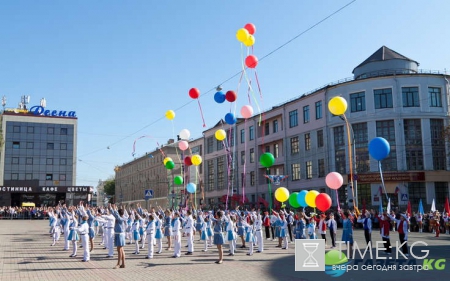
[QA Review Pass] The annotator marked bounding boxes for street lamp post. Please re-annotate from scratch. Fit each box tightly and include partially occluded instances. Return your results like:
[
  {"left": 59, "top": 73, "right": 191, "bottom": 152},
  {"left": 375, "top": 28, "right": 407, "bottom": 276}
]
[{"left": 340, "top": 115, "right": 358, "bottom": 209}]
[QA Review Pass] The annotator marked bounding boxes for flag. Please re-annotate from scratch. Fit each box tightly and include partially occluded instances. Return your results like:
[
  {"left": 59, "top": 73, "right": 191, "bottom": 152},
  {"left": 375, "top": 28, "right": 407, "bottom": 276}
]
[
  {"left": 379, "top": 199, "right": 383, "bottom": 215},
  {"left": 431, "top": 199, "right": 436, "bottom": 212},
  {"left": 407, "top": 201, "right": 411, "bottom": 217},
  {"left": 394, "top": 186, "right": 400, "bottom": 195},
  {"left": 418, "top": 199, "right": 424, "bottom": 214},
  {"left": 445, "top": 197, "right": 450, "bottom": 215},
  {"left": 387, "top": 198, "right": 391, "bottom": 214}
]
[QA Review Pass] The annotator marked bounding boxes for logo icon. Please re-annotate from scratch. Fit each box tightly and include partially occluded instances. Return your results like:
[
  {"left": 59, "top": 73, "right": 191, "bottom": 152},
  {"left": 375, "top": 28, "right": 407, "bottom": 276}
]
[
  {"left": 324, "top": 250, "right": 350, "bottom": 277},
  {"left": 295, "top": 239, "right": 325, "bottom": 271}
]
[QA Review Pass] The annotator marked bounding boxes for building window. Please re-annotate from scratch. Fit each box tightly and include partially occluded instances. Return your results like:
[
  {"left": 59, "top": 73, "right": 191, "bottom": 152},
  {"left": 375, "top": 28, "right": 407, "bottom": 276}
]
[
  {"left": 350, "top": 91, "right": 366, "bottom": 112},
  {"left": 430, "top": 119, "right": 446, "bottom": 170},
  {"left": 435, "top": 182, "right": 449, "bottom": 205},
  {"left": 374, "top": 88, "right": 393, "bottom": 109},
  {"left": 265, "top": 146, "right": 270, "bottom": 153},
  {"left": 273, "top": 144, "right": 279, "bottom": 158},
  {"left": 207, "top": 137, "right": 214, "bottom": 153},
  {"left": 264, "top": 122, "right": 270, "bottom": 136},
  {"left": 12, "top": 157, "right": 19, "bottom": 164},
  {"left": 227, "top": 129, "right": 235, "bottom": 147},
  {"left": 25, "top": 173, "right": 32, "bottom": 180},
  {"left": 249, "top": 126, "right": 254, "bottom": 141},
  {"left": 241, "top": 151, "right": 245, "bottom": 165},
  {"left": 60, "top": 158, "right": 67, "bottom": 165},
  {"left": 408, "top": 182, "right": 426, "bottom": 205},
  {"left": 60, "top": 174, "right": 66, "bottom": 181},
  {"left": 46, "top": 158, "right": 53, "bottom": 165},
  {"left": 318, "top": 159, "right": 325, "bottom": 177},
  {"left": 306, "top": 161, "right": 312, "bottom": 179},
  {"left": 217, "top": 156, "right": 225, "bottom": 190},
  {"left": 48, "top": 127, "right": 54, "bottom": 134},
  {"left": 27, "top": 126, "right": 34, "bottom": 133},
  {"left": 61, "top": 128, "right": 68, "bottom": 135},
  {"left": 13, "top": 141, "right": 20, "bottom": 149},
  {"left": 26, "top": 157, "right": 33, "bottom": 165},
  {"left": 317, "top": 130, "right": 324, "bottom": 148},
  {"left": 13, "top": 126, "right": 20, "bottom": 133},
  {"left": 333, "top": 126, "right": 345, "bottom": 147},
  {"left": 289, "top": 110, "right": 298, "bottom": 128},
  {"left": 303, "top": 105, "right": 310, "bottom": 123},
  {"left": 46, "top": 174, "right": 53, "bottom": 180},
  {"left": 315, "top": 101, "right": 322, "bottom": 119},
  {"left": 290, "top": 136, "right": 299, "bottom": 154},
  {"left": 240, "top": 129, "right": 245, "bottom": 143},
  {"left": 273, "top": 120, "right": 278, "bottom": 133},
  {"left": 429, "top": 87, "right": 442, "bottom": 107},
  {"left": 47, "top": 143, "right": 54, "bottom": 150},
  {"left": 404, "top": 119, "right": 423, "bottom": 170},
  {"left": 26, "top": 142, "right": 34, "bottom": 149},
  {"left": 402, "top": 87, "right": 420, "bottom": 107},
  {"left": 353, "top": 122, "right": 370, "bottom": 173},
  {"left": 250, "top": 171, "right": 255, "bottom": 186},
  {"left": 291, "top": 163, "right": 300, "bottom": 180},
  {"left": 357, "top": 184, "right": 371, "bottom": 207},
  {"left": 335, "top": 149, "right": 346, "bottom": 175},
  {"left": 207, "top": 160, "right": 215, "bottom": 191},
  {"left": 11, "top": 173, "right": 19, "bottom": 180},
  {"left": 60, "top": 143, "right": 67, "bottom": 150},
  {"left": 216, "top": 139, "right": 223, "bottom": 151},
  {"left": 304, "top": 133, "right": 311, "bottom": 151},
  {"left": 249, "top": 148, "right": 255, "bottom": 163}
]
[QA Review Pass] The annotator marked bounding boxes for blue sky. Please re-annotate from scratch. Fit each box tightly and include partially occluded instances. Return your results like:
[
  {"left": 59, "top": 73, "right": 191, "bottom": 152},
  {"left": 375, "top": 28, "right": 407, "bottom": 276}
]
[{"left": 1, "top": 1, "right": 449, "bottom": 188}]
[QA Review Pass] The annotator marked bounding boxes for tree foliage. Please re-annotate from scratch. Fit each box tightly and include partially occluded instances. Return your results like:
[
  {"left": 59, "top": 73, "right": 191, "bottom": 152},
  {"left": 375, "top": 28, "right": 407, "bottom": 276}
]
[{"left": 103, "top": 180, "right": 115, "bottom": 196}]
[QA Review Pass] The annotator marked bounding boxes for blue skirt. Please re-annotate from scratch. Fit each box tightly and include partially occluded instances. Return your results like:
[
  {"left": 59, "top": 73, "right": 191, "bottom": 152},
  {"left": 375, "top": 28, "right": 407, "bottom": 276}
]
[
  {"left": 275, "top": 227, "right": 281, "bottom": 238},
  {"left": 139, "top": 228, "right": 144, "bottom": 236},
  {"left": 237, "top": 226, "right": 245, "bottom": 236},
  {"left": 68, "top": 229, "right": 79, "bottom": 241},
  {"left": 227, "top": 230, "right": 235, "bottom": 241},
  {"left": 341, "top": 231, "right": 353, "bottom": 244},
  {"left": 164, "top": 226, "right": 172, "bottom": 237},
  {"left": 206, "top": 228, "right": 213, "bottom": 237},
  {"left": 201, "top": 231, "right": 208, "bottom": 240},
  {"left": 89, "top": 228, "right": 95, "bottom": 239},
  {"left": 245, "top": 232, "right": 253, "bottom": 243},
  {"left": 213, "top": 233, "right": 224, "bottom": 245},
  {"left": 155, "top": 229, "right": 163, "bottom": 239},
  {"left": 133, "top": 230, "right": 140, "bottom": 241},
  {"left": 295, "top": 230, "right": 305, "bottom": 239},
  {"left": 280, "top": 229, "right": 287, "bottom": 238},
  {"left": 94, "top": 221, "right": 99, "bottom": 227},
  {"left": 195, "top": 223, "right": 202, "bottom": 232},
  {"left": 115, "top": 233, "right": 125, "bottom": 247}
]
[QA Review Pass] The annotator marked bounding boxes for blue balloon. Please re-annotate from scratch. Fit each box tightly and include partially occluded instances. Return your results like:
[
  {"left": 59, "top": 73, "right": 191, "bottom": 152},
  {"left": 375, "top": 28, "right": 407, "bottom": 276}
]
[
  {"left": 297, "top": 190, "right": 308, "bottom": 207},
  {"left": 369, "top": 137, "right": 390, "bottom": 161},
  {"left": 225, "top": 112, "right": 237, "bottom": 125},
  {"left": 214, "top": 91, "right": 226, "bottom": 103},
  {"left": 186, "top": 183, "right": 197, "bottom": 194}
]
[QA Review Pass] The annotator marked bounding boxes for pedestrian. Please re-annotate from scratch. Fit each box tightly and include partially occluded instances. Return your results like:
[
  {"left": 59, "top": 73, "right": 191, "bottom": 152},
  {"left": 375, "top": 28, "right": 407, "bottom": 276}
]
[
  {"left": 110, "top": 204, "right": 128, "bottom": 269},
  {"left": 340, "top": 210, "right": 354, "bottom": 258},
  {"left": 357, "top": 210, "right": 372, "bottom": 246},
  {"left": 393, "top": 213, "right": 409, "bottom": 256},
  {"left": 379, "top": 212, "right": 392, "bottom": 255},
  {"left": 263, "top": 211, "right": 271, "bottom": 240},
  {"left": 317, "top": 214, "right": 327, "bottom": 245},
  {"left": 210, "top": 210, "right": 225, "bottom": 264},
  {"left": 287, "top": 211, "right": 294, "bottom": 242},
  {"left": 327, "top": 213, "right": 337, "bottom": 248}
]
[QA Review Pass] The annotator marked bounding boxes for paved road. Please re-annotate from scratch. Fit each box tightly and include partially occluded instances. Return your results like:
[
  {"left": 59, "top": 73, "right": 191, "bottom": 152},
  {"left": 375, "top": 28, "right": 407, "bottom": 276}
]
[{"left": 0, "top": 220, "right": 449, "bottom": 281}]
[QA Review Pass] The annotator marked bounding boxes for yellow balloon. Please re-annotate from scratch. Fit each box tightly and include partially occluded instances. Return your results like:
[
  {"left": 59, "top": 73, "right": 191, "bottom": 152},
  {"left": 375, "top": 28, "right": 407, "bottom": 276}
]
[
  {"left": 328, "top": 97, "right": 348, "bottom": 116},
  {"left": 165, "top": 110, "right": 175, "bottom": 120},
  {"left": 215, "top": 129, "right": 226, "bottom": 141},
  {"left": 163, "top": 157, "right": 173, "bottom": 165},
  {"left": 191, "top": 154, "right": 202, "bottom": 166},
  {"left": 236, "top": 28, "right": 249, "bottom": 43},
  {"left": 275, "top": 187, "right": 290, "bottom": 203},
  {"left": 305, "top": 190, "right": 320, "bottom": 208},
  {"left": 243, "top": 35, "right": 255, "bottom": 47}
]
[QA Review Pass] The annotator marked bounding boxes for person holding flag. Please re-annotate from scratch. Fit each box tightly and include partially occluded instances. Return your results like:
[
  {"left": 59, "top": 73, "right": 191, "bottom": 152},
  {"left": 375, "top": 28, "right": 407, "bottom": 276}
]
[{"left": 357, "top": 210, "right": 372, "bottom": 246}]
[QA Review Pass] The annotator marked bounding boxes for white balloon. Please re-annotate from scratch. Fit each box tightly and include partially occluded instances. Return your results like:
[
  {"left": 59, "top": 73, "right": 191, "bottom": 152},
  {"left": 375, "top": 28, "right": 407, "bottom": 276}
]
[{"left": 179, "top": 129, "right": 191, "bottom": 140}]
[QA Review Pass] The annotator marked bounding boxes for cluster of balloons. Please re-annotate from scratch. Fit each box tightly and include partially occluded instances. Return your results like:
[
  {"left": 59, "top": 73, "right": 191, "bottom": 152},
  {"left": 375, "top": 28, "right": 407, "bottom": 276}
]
[
  {"left": 183, "top": 154, "right": 202, "bottom": 167},
  {"left": 236, "top": 23, "right": 256, "bottom": 47},
  {"left": 163, "top": 157, "right": 175, "bottom": 170},
  {"left": 275, "top": 187, "right": 332, "bottom": 212}
]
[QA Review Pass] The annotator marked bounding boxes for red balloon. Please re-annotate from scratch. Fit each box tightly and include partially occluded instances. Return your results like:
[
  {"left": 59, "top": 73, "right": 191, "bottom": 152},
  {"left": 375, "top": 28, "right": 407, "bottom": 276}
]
[
  {"left": 184, "top": 156, "right": 192, "bottom": 166},
  {"left": 189, "top": 88, "right": 200, "bottom": 99},
  {"left": 225, "top": 90, "right": 237, "bottom": 102},
  {"left": 244, "top": 23, "right": 256, "bottom": 35},
  {"left": 315, "top": 193, "right": 332, "bottom": 212},
  {"left": 245, "top": 55, "right": 258, "bottom": 68}
]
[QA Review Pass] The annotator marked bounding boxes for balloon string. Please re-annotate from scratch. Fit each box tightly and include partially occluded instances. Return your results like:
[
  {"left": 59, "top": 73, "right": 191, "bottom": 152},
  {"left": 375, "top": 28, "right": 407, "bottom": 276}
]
[
  {"left": 343, "top": 114, "right": 356, "bottom": 207},
  {"left": 267, "top": 169, "right": 272, "bottom": 213},
  {"left": 378, "top": 161, "right": 389, "bottom": 201},
  {"left": 224, "top": 139, "right": 232, "bottom": 211},
  {"left": 240, "top": 43, "right": 261, "bottom": 116},
  {"left": 197, "top": 99, "right": 206, "bottom": 128},
  {"left": 254, "top": 70, "right": 264, "bottom": 126},
  {"left": 335, "top": 189, "right": 341, "bottom": 212},
  {"left": 242, "top": 119, "right": 247, "bottom": 205}
]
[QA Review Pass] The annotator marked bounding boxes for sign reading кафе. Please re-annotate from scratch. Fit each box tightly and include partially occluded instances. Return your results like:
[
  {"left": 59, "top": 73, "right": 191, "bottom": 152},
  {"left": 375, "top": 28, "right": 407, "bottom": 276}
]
[
  {"left": 349, "top": 172, "right": 425, "bottom": 183},
  {"left": 0, "top": 186, "right": 93, "bottom": 193}
]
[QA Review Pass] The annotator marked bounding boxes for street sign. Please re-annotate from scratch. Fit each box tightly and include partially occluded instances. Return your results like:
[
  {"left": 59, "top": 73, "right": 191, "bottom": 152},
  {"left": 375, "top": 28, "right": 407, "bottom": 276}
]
[
  {"left": 144, "top": 189, "right": 154, "bottom": 200},
  {"left": 401, "top": 193, "right": 408, "bottom": 201}
]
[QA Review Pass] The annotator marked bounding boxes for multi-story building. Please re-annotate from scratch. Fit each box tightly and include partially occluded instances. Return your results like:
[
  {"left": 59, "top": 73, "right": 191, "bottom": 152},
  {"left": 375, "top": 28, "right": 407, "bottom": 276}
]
[
  {"left": 202, "top": 46, "right": 450, "bottom": 211},
  {"left": 114, "top": 137, "right": 204, "bottom": 210},
  {"left": 0, "top": 99, "right": 93, "bottom": 207}
]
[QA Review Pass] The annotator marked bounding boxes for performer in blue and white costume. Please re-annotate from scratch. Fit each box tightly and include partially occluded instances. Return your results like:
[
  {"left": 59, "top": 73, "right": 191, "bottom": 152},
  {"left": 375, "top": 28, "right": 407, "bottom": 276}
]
[
  {"left": 68, "top": 209, "right": 79, "bottom": 257},
  {"left": 278, "top": 210, "right": 289, "bottom": 249},
  {"left": 195, "top": 210, "right": 203, "bottom": 241},
  {"left": 253, "top": 210, "right": 264, "bottom": 253},
  {"left": 295, "top": 212, "right": 306, "bottom": 239},
  {"left": 131, "top": 212, "right": 141, "bottom": 255},
  {"left": 210, "top": 210, "right": 225, "bottom": 264},
  {"left": 163, "top": 209, "right": 173, "bottom": 250},
  {"left": 224, "top": 211, "right": 237, "bottom": 256},
  {"left": 49, "top": 208, "right": 62, "bottom": 246},
  {"left": 200, "top": 213, "right": 210, "bottom": 252},
  {"left": 184, "top": 209, "right": 195, "bottom": 255},
  {"left": 76, "top": 215, "right": 90, "bottom": 262},
  {"left": 236, "top": 212, "right": 246, "bottom": 248},
  {"left": 242, "top": 215, "right": 254, "bottom": 255},
  {"left": 154, "top": 210, "right": 164, "bottom": 254},
  {"left": 172, "top": 211, "right": 182, "bottom": 258}
]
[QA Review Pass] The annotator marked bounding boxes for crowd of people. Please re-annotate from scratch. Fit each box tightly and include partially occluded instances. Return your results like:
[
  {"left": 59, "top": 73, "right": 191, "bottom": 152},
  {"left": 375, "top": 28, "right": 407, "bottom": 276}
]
[
  {"left": 40, "top": 202, "right": 449, "bottom": 269},
  {"left": 0, "top": 206, "right": 49, "bottom": 219}
]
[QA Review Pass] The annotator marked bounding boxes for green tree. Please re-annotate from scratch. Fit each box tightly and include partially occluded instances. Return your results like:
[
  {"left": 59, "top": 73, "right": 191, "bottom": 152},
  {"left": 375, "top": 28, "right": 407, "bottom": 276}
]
[{"left": 103, "top": 179, "right": 115, "bottom": 196}]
